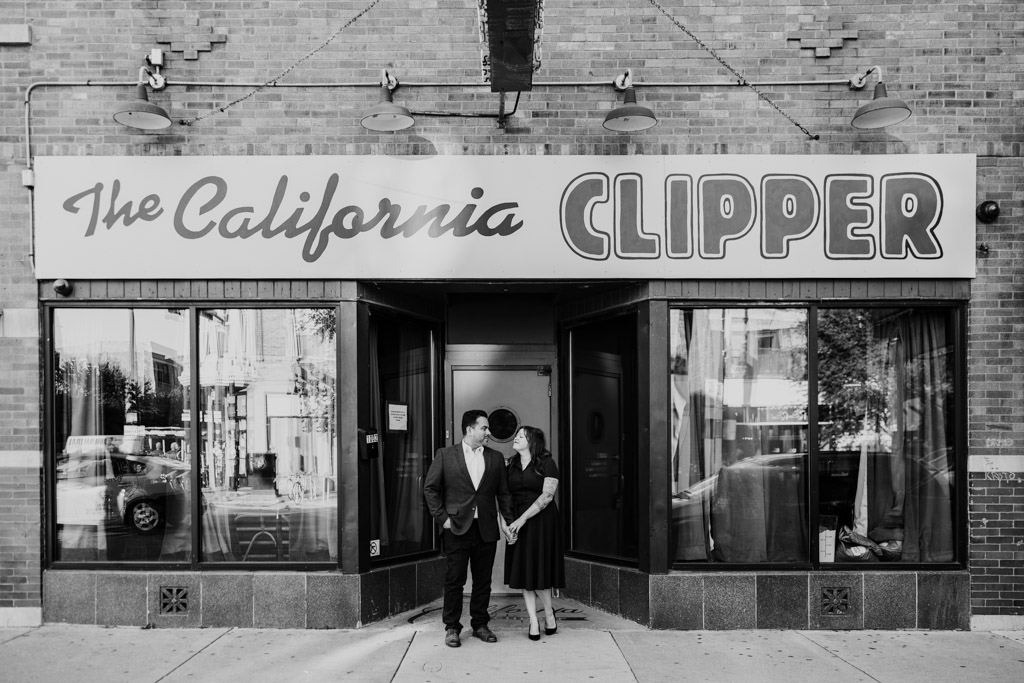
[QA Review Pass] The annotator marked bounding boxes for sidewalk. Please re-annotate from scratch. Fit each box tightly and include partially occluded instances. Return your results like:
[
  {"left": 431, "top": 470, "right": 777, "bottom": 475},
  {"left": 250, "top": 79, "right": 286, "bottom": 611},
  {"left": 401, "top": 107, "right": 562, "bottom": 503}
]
[{"left": 2, "top": 595, "right": 1022, "bottom": 682}]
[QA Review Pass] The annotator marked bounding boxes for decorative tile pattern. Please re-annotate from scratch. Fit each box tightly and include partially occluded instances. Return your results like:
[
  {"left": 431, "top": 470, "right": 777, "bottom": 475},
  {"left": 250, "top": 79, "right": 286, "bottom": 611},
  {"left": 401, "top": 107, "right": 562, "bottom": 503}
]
[
  {"left": 160, "top": 586, "right": 189, "bottom": 615},
  {"left": 787, "top": 23, "right": 858, "bottom": 58},
  {"left": 154, "top": 12, "right": 228, "bottom": 61},
  {"left": 821, "top": 586, "right": 851, "bottom": 615}
]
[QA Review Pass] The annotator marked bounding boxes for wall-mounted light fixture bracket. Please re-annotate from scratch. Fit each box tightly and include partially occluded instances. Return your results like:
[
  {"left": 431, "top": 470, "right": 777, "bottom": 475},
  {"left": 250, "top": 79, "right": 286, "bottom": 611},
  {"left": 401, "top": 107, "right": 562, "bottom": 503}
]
[{"left": 145, "top": 49, "right": 168, "bottom": 91}]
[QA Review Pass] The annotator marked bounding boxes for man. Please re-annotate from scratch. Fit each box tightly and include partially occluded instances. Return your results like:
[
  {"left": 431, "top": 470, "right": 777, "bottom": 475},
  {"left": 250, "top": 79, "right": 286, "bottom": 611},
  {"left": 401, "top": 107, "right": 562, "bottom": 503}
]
[{"left": 423, "top": 409, "right": 514, "bottom": 648}]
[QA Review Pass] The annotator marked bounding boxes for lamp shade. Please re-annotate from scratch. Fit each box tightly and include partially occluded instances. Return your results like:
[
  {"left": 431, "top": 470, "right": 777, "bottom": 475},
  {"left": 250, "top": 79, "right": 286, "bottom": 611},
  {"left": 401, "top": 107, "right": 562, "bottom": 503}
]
[
  {"left": 112, "top": 84, "right": 173, "bottom": 130},
  {"left": 603, "top": 86, "right": 658, "bottom": 132},
  {"left": 360, "top": 86, "right": 415, "bottom": 132},
  {"left": 851, "top": 82, "right": 911, "bottom": 129}
]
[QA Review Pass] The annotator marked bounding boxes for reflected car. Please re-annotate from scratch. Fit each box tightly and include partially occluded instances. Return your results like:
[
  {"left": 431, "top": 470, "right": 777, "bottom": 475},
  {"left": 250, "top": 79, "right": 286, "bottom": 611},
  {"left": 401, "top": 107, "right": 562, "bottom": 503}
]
[
  {"left": 57, "top": 449, "right": 190, "bottom": 534},
  {"left": 673, "top": 452, "right": 805, "bottom": 503}
]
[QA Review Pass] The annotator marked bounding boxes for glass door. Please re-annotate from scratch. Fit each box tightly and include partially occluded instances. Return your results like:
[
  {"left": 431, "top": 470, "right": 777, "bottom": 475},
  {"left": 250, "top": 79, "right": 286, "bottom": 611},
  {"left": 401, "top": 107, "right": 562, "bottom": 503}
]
[
  {"left": 368, "top": 313, "right": 438, "bottom": 562},
  {"left": 568, "top": 314, "right": 639, "bottom": 562}
]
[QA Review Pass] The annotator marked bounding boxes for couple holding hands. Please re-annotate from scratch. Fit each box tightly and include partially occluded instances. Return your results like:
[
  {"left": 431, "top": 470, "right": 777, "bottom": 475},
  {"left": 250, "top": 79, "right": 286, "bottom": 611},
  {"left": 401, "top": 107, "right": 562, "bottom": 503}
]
[{"left": 423, "top": 409, "right": 565, "bottom": 647}]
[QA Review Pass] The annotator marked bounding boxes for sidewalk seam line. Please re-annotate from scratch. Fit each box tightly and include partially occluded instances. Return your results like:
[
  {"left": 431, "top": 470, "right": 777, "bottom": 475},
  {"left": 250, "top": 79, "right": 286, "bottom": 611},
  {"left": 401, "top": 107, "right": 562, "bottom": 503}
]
[
  {"left": 795, "top": 631, "right": 883, "bottom": 682},
  {"left": 608, "top": 630, "right": 641, "bottom": 683},
  {"left": 0, "top": 626, "right": 42, "bottom": 647},
  {"left": 390, "top": 629, "right": 418, "bottom": 682},
  {"left": 152, "top": 627, "right": 236, "bottom": 682}
]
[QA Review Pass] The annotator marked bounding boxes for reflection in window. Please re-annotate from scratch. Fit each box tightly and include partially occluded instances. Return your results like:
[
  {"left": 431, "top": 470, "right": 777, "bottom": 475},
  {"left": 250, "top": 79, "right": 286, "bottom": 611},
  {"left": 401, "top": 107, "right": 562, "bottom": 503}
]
[
  {"left": 670, "top": 309, "right": 809, "bottom": 563},
  {"left": 53, "top": 309, "right": 189, "bottom": 561},
  {"left": 198, "top": 309, "right": 337, "bottom": 562},
  {"left": 818, "top": 309, "right": 955, "bottom": 563},
  {"left": 369, "top": 316, "right": 435, "bottom": 561}
]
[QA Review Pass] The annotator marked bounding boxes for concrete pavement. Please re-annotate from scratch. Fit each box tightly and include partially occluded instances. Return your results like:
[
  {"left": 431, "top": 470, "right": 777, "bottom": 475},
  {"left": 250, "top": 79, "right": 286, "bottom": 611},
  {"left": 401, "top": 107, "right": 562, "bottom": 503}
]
[{"left": 1, "top": 595, "right": 1022, "bottom": 682}]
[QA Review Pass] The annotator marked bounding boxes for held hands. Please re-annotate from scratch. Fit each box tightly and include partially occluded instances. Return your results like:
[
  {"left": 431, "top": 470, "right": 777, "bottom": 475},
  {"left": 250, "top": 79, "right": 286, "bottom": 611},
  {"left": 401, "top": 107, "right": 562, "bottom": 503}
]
[
  {"left": 507, "top": 518, "right": 526, "bottom": 537},
  {"left": 501, "top": 518, "right": 518, "bottom": 545}
]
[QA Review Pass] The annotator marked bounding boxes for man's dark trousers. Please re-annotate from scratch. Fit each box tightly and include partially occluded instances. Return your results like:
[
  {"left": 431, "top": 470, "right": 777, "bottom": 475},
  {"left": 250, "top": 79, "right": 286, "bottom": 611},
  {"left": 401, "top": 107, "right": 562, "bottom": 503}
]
[{"left": 442, "top": 520, "right": 495, "bottom": 631}]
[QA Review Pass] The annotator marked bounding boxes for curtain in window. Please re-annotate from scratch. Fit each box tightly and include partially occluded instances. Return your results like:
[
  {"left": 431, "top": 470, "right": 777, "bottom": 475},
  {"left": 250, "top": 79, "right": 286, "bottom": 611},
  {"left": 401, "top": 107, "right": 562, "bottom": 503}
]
[
  {"left": 368, "top": 321, "right": 389, "bottom": 550},
  {"left": 861, "top": 311, "right": 954, "bottom": 562},
  {"left": 369, "top": 317, "right": 433, "bottom": 559},
  {"left": 387, "top": 330, "right": 428, "bottom": 546}
]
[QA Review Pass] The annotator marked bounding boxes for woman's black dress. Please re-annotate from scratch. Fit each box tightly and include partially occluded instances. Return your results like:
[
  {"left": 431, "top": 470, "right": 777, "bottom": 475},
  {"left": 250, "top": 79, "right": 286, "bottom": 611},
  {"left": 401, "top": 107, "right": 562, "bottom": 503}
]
[{"left": 504, "top": 456, "right": 565, "bottom": 590}]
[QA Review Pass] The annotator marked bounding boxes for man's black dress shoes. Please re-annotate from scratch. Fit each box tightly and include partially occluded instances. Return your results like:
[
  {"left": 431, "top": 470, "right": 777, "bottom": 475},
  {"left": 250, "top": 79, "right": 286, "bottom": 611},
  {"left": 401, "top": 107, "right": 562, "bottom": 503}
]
[
  {"left": 445, "top": 627, "right": 461, "bottom": 648},
  {"left": 472, "top": 625, "right": 498, "bottom": 643}
]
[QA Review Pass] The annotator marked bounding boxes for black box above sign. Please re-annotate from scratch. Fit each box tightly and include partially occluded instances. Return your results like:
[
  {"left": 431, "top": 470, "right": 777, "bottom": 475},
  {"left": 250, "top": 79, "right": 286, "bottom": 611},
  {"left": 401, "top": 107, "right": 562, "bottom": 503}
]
[{"left": 485, "top": 0, "right": 539, "bottom": 92}]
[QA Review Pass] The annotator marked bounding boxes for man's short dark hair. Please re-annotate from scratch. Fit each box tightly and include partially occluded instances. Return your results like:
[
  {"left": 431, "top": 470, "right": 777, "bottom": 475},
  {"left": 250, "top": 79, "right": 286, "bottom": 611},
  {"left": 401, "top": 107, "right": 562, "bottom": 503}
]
[{"left": 462, "top": 409, "right": 488, "bottom": 435}]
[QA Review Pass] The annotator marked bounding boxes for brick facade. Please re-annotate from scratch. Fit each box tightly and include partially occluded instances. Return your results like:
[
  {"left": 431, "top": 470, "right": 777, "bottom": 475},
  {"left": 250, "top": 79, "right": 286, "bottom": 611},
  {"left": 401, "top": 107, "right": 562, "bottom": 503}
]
[
  {"left": 969, "top": 474, "right": 1024, "bottom": 616},
  {"left": 2, "top": 1, "right": 1023, "bottom": 627}
]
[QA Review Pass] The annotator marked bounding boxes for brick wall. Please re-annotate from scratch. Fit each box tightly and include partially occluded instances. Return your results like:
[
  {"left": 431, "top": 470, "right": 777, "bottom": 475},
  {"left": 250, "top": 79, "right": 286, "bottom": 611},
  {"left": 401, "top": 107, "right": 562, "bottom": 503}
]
[
  {"left": 0, "top": 465, "right": 41, "bottom": 611},
  {"left": 969, "top": 474, "right": 1024, "bottom": 615},
  {"left": 2, "top": 0, "right": 1023, "bottom": 622}
]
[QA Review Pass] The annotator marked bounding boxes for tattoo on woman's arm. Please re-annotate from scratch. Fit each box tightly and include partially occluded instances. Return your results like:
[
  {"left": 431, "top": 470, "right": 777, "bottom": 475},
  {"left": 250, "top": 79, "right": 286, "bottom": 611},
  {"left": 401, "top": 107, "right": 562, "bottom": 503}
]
[{"left": 535, "top": 477, "right": 559, "bottom": 510}]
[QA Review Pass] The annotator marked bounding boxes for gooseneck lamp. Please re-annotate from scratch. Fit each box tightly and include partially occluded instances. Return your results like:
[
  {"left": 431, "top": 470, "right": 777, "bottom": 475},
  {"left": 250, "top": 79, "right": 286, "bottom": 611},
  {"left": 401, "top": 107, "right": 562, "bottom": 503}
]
[
  {"left": 603, "top": 69, "right": 658, "bottom": 133},
  {"left": 360, "top": 69, "right": 415, "bottom": 132},
  {"left": 850, "top": 66, "right": 912, "bottom": 130},
  {"left": 112, "top": 51, "right": 172, "bottom": 130}
]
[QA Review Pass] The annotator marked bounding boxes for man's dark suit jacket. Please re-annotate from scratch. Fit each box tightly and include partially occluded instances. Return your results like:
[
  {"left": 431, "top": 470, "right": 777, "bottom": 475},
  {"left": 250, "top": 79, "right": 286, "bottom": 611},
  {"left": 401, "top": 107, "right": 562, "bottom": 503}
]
[{"left": 423, "top": 443, "right": 514, "bottom": 543}]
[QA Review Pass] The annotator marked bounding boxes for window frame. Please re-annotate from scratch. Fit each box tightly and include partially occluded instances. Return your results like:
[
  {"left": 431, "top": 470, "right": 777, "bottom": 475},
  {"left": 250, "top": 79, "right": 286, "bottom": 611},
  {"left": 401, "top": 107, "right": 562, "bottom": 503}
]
[
  {"left": 666, "top": 301, "right": 968, "bottom": 571},
  {"left": 44, "top": 302, "right": 344, "bottom": 571}
]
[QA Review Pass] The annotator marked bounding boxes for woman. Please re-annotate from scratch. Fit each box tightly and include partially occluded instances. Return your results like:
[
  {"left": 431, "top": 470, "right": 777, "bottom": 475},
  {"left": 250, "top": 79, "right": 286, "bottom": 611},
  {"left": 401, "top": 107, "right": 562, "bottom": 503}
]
[{"left": 504, "top": 426, "right": 565, "bottom": 640}]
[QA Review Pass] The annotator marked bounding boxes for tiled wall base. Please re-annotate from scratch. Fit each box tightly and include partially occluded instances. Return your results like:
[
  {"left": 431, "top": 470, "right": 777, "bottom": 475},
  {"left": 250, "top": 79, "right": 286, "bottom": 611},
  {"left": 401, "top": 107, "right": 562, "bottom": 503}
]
[
  {"left": 563, "top": 557, "right": 971, "bottom": 631},
  {"left": 42, "top": 558, "right": 444, "bottom": 628}
]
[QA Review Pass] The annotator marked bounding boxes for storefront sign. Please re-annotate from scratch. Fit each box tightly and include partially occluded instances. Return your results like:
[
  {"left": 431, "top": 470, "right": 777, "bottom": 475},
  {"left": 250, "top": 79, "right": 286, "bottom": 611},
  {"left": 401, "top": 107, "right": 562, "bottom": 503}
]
[{"left": 34, "top": 155, "right": 976, "bottom": 279}]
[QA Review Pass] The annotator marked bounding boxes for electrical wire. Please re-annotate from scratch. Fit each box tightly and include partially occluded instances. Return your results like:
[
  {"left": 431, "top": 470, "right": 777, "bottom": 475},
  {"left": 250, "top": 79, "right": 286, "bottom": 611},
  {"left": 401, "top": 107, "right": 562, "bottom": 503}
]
[
  {"left": 180, "top": 0, "right": 384, "bottom": 126},
  {"left": 645, "top": 0, "right": 820, "bottom": 140}
]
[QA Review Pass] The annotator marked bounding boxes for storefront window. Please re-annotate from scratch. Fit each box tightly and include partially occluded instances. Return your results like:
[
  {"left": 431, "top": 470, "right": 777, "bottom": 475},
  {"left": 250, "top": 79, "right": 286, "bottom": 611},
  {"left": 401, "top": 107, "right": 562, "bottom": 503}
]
[
  {"left": 670, "top": 306, "right": 958, "bottom": 566},
  {"left": 817, "top": 308, "right": 956, "bottom": 563},
  {"left": 368, "top": 315, "right": 436, "bottom": 561},
  {"left": 198, "top": 309, "right": 337, "bottom": 562},
  {"left": 670, "top": 309, "right": 809, "bottom": 563},
  {"left": 54, "top": 309, "right": 189, "bottom": 561}
]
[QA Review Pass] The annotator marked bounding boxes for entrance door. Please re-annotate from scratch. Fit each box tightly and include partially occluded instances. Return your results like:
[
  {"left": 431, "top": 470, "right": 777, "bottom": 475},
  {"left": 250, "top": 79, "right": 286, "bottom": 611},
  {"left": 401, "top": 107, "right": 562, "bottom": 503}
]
[
  {"left": 569, "top": 314, "right": 639, "bottom": 562},
  {"left": 452, "top": 366, "right": 552, "bottom": 595}
]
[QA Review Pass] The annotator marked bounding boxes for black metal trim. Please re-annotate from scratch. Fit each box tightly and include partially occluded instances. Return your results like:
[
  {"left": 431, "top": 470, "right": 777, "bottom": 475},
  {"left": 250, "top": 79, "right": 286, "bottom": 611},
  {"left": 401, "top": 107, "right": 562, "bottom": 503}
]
[
  {"left": 807, "top": 305, "right": 820, "bottom": 566},
  {"left": 41, "top": 306, "right": 55, "bottom": 568},
  {"left": 189, "top": 306, "right": 200, "bottom": 567}
]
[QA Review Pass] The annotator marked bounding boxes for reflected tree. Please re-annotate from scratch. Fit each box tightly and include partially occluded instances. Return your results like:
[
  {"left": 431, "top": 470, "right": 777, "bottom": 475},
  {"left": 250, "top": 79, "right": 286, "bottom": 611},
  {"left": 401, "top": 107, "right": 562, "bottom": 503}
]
[{"left": 817, "top": 310, "right": 891, "bottom": 448}]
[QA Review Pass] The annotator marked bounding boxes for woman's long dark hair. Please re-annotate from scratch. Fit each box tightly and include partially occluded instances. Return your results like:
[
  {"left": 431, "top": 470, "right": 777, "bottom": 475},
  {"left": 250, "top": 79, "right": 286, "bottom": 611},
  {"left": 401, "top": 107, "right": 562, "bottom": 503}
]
[{"left": 510, "top": 425, "right": 551, "bottom": 476}]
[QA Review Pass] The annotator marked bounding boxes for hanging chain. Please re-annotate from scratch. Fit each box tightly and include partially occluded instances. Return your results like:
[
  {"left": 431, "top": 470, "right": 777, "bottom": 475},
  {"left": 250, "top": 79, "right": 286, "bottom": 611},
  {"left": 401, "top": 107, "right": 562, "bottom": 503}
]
[
  {"left": 645, "top": 0, "right": 819, "bottom": 140},
  {"left": 179, "top": 0, "right": 383, "bottom": 126}
]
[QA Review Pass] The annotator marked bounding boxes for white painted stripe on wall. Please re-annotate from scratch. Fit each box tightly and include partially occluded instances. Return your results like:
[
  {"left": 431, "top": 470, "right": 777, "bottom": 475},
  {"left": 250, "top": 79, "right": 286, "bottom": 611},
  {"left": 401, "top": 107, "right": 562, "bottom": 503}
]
[
  {"left": 0, "top": 607, "right": 42, "bottom": 627},
  {"left": 971, "top": 615, "right": 1024, "bottom": 631},
  {"left": 968, "top": 455, "right": 1024, "bottom": 473},
  {"left": 0, "top": 308, "right": 39, "bottom": 338},
  {"left": 0, "top": 451, "right": 42, "bottom": 468}
]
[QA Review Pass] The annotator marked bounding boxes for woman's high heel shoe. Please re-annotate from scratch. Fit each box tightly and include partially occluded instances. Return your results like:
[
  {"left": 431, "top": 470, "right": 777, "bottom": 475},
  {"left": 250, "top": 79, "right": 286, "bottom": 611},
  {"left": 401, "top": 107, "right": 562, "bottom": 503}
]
[
  {"left": 544, "top": 614, "right": 557, "bottom": 636},
  {"left": 528, "top": 623, "right": 540, "bottom": 641}
]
